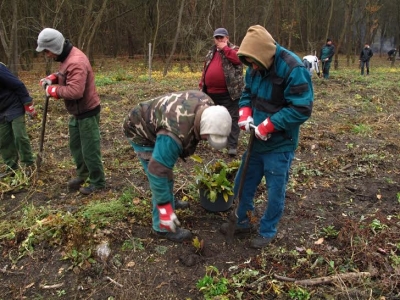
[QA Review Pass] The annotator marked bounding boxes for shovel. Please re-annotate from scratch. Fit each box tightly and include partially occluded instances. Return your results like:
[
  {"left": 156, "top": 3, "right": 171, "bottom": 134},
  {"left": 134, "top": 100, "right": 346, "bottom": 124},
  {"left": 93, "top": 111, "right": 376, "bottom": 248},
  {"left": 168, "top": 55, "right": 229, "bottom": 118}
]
[
  {"left": 36, "top": 95, "right": 50, "bottom": 170},
  {"left": 225, "top": 123, "right": 256, "bottom": 244}
]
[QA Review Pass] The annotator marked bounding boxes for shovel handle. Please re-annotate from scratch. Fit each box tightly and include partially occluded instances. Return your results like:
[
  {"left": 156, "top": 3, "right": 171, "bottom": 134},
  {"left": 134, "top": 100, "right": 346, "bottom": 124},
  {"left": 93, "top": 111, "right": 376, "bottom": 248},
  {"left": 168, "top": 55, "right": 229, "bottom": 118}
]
[{"left": 39, "top": 95, "right": 50, "bottom": 153}]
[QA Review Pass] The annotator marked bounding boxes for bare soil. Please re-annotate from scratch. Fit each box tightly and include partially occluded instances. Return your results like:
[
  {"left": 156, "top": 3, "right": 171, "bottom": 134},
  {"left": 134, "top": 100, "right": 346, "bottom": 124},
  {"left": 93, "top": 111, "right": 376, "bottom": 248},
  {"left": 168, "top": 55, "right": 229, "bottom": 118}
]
[{"left": 1, "top": 59, "right": 399, "bottom": 299}]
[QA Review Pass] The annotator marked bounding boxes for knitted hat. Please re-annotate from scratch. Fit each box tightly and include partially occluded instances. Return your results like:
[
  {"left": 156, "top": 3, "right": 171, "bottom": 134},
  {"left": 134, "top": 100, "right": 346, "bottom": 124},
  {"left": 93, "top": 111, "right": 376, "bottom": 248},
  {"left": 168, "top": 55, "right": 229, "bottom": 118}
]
[
  {"left": 200, "top": 106, "right": 232, "bottom": 150},
  {"left": 213, "top": 28, "right": 229, "bottom": 37},
  {"left": 36, "top": 28, "right": 65, "bottom": 55}
]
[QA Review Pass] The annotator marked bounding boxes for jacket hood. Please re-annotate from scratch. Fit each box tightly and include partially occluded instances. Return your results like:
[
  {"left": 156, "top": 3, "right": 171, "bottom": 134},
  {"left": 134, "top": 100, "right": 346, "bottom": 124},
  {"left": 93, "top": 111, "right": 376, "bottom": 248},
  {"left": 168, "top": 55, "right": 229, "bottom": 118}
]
[{"left": 237, "top": 25, "right": 276, "bottom": 69}]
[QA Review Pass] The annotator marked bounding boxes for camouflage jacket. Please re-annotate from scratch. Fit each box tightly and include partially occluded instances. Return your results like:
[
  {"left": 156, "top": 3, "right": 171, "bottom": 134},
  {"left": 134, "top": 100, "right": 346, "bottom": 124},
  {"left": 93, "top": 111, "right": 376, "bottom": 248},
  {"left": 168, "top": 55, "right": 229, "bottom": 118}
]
[
  {"left": 200, "top": 42, "right": 244, "bottom": 100},
  {"left": 123, "top": 90, "right": 214, "bottom": 158}
]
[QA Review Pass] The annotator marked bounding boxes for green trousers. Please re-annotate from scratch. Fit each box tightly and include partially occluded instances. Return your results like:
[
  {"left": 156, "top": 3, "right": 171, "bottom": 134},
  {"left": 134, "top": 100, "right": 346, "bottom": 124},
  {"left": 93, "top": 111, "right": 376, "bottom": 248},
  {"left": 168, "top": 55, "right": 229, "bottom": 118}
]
[
  {"left": 68, "top": 113, "right": 105, "bottom": 188},
  {"left": 0, "top": 115, "right": 34, "bottom": 170}
]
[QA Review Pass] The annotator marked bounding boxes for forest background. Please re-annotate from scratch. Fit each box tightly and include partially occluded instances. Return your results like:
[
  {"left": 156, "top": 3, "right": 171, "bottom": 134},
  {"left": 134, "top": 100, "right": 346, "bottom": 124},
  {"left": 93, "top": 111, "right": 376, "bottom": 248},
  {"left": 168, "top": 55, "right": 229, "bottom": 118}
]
[{"left": 1, "top": 0, "right": 400, "bottom": 75}]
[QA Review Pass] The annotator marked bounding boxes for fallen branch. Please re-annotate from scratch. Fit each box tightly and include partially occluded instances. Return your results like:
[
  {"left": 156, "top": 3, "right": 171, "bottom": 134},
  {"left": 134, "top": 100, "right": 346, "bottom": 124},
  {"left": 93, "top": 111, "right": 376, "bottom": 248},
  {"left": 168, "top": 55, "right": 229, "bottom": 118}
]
[
  {"left": 274, "top": 272, "right": 370, "bottom": 286},
  {"left": 40, "top": 283, "right": 64, "bottom": 289},
  {"left": 106, "top": 276, "right": 123, "bottom": 288}
]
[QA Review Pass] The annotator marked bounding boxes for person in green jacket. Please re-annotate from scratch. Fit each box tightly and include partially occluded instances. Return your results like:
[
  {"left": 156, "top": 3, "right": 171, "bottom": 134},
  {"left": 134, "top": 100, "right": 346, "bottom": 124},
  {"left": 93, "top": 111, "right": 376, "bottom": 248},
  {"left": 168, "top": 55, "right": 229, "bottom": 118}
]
[
  {"left": 319, "top": 38, "right": 335, "bottom": 79},
  {"left": 219, "top": 25, "right": 314, "bottom": 249},
  {"left": 123, "top": 90, "right": 232, "bottom": 243}
]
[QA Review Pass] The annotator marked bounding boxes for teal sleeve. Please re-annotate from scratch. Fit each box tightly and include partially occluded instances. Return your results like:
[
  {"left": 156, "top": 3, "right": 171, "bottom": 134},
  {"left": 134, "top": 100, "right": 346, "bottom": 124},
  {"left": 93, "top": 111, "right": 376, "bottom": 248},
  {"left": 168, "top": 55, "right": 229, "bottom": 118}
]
[{"left": 148, "top": 134, "right": 182, "bottom": 204}]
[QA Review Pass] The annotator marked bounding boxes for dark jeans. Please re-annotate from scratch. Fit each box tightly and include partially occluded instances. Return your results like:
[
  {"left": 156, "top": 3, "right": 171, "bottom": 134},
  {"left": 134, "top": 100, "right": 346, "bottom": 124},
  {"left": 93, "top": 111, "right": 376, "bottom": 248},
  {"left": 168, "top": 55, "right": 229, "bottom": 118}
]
[
  {"left": 360, "top": 60, "right": 370, "bottom": 75},
  {"left": 68, "top": 113, "right": 105, "bottom": 188},
  {"left": 206, "top": 92, "right": 240, "bottom": 149},
  {"left": 0, "top": 115, "right": 34, "bottom": 170}
]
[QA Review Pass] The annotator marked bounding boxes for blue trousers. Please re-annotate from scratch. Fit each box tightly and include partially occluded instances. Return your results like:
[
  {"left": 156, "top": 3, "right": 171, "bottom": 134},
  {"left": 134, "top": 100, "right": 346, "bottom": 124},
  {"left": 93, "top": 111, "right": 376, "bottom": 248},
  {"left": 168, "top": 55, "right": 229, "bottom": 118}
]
[{"left": 234, "top": 150, "right": 294, "bottom": 238}]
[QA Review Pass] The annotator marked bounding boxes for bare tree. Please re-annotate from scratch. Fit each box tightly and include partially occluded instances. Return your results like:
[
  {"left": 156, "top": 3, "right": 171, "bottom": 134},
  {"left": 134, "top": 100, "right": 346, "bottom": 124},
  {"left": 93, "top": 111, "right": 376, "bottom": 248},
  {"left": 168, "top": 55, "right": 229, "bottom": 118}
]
[{"left": 163, "top": 0, "right": 185, "bottom": 77}]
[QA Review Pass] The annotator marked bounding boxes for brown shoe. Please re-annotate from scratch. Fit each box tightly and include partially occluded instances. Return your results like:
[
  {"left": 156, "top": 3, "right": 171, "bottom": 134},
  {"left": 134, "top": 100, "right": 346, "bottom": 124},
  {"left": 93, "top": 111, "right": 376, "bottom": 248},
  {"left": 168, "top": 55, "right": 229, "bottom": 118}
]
[{"left": 67, "top": 178, "right": 85, "bottom": 191}]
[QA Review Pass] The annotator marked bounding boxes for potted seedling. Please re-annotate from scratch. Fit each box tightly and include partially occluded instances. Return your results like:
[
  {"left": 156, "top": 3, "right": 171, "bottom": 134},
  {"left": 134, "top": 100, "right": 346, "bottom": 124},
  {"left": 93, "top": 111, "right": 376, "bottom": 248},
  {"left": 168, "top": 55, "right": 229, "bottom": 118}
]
[{"left": 191, "top": 155, "right": 240, "bottom": 212}]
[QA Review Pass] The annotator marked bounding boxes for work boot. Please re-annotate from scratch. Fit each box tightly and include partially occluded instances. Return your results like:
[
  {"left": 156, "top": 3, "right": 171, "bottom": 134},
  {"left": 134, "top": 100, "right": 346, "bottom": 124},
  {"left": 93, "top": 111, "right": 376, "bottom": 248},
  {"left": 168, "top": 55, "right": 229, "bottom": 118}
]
[
  {"left": 155, "top": 227, "right": 192, "bottom": 243},
  {"left": 228, "top": 148, "right": 237, "bottom": 157},
  {"left": 175, "top": 199, "right": 190, "bottom": 210},
  {"left": 67, "top": 178, "right": 85, "bottom": 191},
  {"left": 250, "top": 235, "right": 273, "bottom": 249},
  {"left": 79, "top": 184, "right": 104, "bottom": 195},
  {"left": 220, "top": 222, "right": 255, "bottom": 235}
]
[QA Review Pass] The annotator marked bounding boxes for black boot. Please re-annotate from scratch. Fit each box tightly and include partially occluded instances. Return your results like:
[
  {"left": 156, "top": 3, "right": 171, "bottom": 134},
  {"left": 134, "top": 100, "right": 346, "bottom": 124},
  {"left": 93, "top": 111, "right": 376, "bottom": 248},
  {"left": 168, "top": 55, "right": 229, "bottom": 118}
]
[
  {"left": 175, "top": 199, "right": 190, "bottom": 210},
  {"left": 67, "top": 178, "right": 85, "bottom": 191},
  {"left": 155, "top": 227, "right": 192, "bottom": 243}
]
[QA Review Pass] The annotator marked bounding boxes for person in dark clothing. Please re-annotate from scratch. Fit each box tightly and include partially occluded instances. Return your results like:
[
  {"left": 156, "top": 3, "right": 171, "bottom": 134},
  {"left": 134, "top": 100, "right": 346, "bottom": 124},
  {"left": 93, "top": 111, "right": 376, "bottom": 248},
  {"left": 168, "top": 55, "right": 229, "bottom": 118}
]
[
  {"left": 387, "top": 48, "right": 397, "bottom": 61},
  {"left": 359, "top": 43, "right": 373, "bottom": 75},
  {"left": 0, "top": 62, "right": 37, "bottom": 178},
  {"left": 319, "top": 38, "right": 335, "bottom": 79},
  {"left": 199, "top": 28, "right": 244, "bottom": 157}
]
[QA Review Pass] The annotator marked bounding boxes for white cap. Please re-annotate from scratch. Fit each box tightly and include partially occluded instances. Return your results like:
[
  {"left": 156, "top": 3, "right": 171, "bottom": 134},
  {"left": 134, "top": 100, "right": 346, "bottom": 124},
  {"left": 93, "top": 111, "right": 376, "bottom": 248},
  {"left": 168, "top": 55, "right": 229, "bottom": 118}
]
[
  {"left": 200, "top": 106, "right": 232, "bottom": 150},
  {"left": 36, "top": 28, "right": 65, "bottom": 55}
]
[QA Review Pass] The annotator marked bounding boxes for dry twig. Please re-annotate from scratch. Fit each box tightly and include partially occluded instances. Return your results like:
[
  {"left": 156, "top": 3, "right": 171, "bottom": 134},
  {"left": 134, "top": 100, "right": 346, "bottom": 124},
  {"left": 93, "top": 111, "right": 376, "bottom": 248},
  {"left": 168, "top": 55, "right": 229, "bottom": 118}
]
[{"left": 274, "top": 272, "right": 370, "bottom": 286}]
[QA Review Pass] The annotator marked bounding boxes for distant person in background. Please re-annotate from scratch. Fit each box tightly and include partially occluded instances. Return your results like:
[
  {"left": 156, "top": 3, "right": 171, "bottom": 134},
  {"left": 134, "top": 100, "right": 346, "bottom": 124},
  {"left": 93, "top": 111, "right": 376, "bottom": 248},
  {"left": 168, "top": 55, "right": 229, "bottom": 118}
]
[
  {"left": 302, "top": 54, "right": 320, "bottom": 77},
  {"left": 359, "top": 43, "right": 373, "bottom": 75},
  {"left": 319, "top": 38, "right": 335, "bottom": 79},
  {"left": 199, "top": 28, "right": 244, "bottom": 157},
  {"left": 387, "top": 48, "right": 397, "bottom": 61},
  {"left": 0, "top": 62, "right": 37, "bottom": 178}
]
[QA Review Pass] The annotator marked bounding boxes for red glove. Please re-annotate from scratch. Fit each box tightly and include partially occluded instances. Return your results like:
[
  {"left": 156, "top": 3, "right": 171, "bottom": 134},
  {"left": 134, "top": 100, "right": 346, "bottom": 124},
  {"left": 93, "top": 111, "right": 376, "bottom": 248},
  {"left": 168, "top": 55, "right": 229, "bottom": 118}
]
[
  {"left": 238, "top": 107, "right": 253, "bottom": 132},
  {"left": 255, "top": 118, "right": 275, "bottom": 141},
  {"left": 157, "top": 203, "right": 180, "bottom": 232},
  {"left": 24, "top": 104, "right": 37, "bottom": 119},
  {"left": 39, "top": 73, "right": 58, "bottom": 89},
  {"left": 45, "top": 85, "right": 59, "bottom": 99}
]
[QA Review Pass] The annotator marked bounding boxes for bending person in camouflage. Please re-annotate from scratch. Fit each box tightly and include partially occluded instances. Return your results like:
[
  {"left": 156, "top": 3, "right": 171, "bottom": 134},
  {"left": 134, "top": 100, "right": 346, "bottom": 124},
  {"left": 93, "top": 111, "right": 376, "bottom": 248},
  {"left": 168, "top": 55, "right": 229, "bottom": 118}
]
[{"left": 123, "top": 90, "right": 232, "bottom": 243}]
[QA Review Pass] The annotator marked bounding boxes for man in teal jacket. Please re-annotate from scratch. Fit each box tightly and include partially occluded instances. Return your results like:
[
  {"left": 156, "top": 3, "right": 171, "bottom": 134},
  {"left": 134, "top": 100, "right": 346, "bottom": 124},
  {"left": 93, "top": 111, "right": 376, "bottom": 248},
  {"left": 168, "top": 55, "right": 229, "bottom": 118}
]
[
  {"left": 220, "top": 25, "right": 314, "bottom": 249},
  {"left": 123, "top": 90, "right": 231, "bottom": 243},
  {"left": 319, "top": 38, "right": 335, "bottom": 79}
]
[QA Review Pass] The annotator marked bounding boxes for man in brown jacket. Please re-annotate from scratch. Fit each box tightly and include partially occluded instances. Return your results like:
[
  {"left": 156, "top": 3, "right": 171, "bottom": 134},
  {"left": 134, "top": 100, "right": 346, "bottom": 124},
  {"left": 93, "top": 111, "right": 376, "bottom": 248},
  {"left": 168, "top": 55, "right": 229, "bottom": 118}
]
[{"left": 36, "top": 28, "right": 105, "bottom": 195}]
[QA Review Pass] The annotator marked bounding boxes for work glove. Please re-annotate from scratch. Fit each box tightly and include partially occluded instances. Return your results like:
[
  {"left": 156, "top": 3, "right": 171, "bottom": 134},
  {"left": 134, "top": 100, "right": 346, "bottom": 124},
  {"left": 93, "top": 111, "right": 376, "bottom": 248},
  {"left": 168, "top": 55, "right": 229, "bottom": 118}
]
[
  {"left": 238, "top": 107, "right": 253, "bottom": 132},
  {"left": 39, "top": 73, "right": 58, "bottom": 89},
  {"left": 45, "top": 85, "right": 59, "bottom": 99},
  {"left": 157, "top": 202, "right": 180, "bottom": 232},
  {"left": 24, "top": 103, "right": 37, "bottom": 119},
  {"left": 255, "top": 118, "right": 275, "bottom": 141}
]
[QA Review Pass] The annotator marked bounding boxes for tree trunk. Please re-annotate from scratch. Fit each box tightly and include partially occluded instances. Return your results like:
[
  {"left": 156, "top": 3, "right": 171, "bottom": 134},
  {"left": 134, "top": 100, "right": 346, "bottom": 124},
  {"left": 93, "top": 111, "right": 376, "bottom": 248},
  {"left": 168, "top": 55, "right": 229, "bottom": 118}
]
[{"left": 163, "top": 0, "right": 185, "bottom": 77}]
